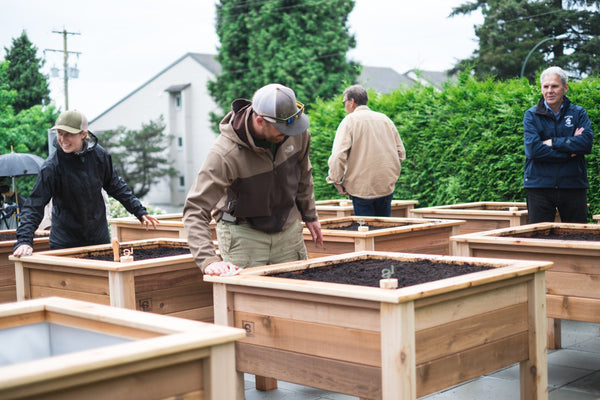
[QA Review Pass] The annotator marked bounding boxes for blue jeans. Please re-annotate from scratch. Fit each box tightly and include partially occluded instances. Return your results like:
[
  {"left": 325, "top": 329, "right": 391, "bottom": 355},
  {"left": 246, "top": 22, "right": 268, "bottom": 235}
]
[
  {"left": 526, "top": 188, "right": 588, "bottom": 223},
  {"left": 351, "top": 193, "right": 394, "bottom": 217}
]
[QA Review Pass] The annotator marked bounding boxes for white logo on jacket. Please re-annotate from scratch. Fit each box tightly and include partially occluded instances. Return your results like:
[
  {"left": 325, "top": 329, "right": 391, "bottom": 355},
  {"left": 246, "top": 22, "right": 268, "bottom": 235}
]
[
  {"left": 284, "top": 145, "right": 295, "bottom": 154},
  {"left": 564, "top": 115, "right": 574, "bottom": 127}
]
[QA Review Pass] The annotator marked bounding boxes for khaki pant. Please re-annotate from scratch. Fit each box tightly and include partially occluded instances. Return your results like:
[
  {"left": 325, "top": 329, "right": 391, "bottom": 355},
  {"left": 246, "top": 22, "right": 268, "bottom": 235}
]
[{"left": 216, "top": 219, "right": 307, "bottom": 268}]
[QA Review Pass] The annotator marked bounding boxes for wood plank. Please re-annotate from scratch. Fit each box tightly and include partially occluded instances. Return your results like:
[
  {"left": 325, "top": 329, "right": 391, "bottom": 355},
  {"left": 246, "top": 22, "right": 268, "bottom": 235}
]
[
  {"left": 30, "top": 285, "right": 111, "bottom": 305},
  {"left": 28, "top": 269, "right": 109, "bottom": 295},
  {"left": 109, "top": 270, "right": 136, "bottom": 309},
  {"left": 380, "top": 301, "right": 416, "bottom": 400},
  {"left": 417, "top": 303, "right": 527, "bottom": 363},
  {"left": 416, "top": 333, "right": 529, "bottom": 397},
  {"left": 236, "top": 343, "right": 381, "bottom": 399},
  {"left": 232, "top": 291, "right": 380, "bottom": 331},
  {"left": 520, "top": 271, "right": 548, "bottom": 400},
  {"left": 416, "top": 281, "right": 528, "bottom": 330},
  {"left": 547, "top": 294, "right": 600, "bottom": 322},
  {"left": 546, "top": 271, "right": 600, "bottom": 298},
  {"left": 134, "top": 286, "right": 213, "bottom": 315},
  {"left": 234, "top": 310, "right": 380, "bottom": 366},
  {"left": 13, "top": 359, "right": 205, "bottom": 400}
]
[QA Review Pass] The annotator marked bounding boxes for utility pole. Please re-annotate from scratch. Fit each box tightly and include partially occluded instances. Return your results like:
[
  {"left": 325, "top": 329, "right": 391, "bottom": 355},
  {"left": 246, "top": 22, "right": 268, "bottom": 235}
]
[{"left": 45, "top": 29, "right": 81, "bottom": 109}]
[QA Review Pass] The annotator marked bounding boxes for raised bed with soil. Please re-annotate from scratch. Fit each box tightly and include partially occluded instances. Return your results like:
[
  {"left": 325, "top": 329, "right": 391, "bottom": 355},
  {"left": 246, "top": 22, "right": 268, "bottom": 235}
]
[
  {"left": 451, "top": 222, "right": 600, "bottom": 349},
  {"left": 411, "top": 201, "right": 533, "bottom": 235},
  {"left": 206, "top": 250, "right": 551, "bottom": 400},
  {"left": 315, "top": 199, "right": 418, "bottom": 219},
  {"left": 0, "top": 229, "right": 50, "bottom": 304},
  {"left": 109, "top": 213, "right": 217, "bottom": 241},
  {"left": 0, "top": 297, "right": 245, "bottom": 400},
  {"left": 304, "top": 216, "right": 465, "bottom": 258},
  {"left": 10, "top": 238, "right": 214, "bottom": 322}
]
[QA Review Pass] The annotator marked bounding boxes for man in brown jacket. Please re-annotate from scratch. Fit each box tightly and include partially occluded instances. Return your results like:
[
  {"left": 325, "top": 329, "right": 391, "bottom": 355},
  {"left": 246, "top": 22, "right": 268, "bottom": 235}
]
[{"left": 183, "top": 84, "right": 322, "bottom": 276}]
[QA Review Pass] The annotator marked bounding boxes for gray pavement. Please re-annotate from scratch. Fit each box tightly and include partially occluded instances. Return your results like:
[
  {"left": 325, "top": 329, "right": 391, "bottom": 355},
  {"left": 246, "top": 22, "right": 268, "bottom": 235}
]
[{"left": 243, "top": 320, "right": 600, "bottom": 400}]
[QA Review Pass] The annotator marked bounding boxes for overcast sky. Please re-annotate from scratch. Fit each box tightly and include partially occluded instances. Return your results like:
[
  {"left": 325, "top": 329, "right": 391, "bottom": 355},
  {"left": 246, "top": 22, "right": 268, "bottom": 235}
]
[{"left": 1, "top": 0, "right": 482, "bottom": 120}]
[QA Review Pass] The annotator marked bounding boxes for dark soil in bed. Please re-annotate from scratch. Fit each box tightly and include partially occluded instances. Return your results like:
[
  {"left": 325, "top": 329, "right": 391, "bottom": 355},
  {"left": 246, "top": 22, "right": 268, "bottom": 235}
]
[
  {"left": 328, "top": 223, "right": 398, "bottom": 231},
  {"left": 515, "top": 231, "right": 600, "bottom": 241},
  {"left": 271, "top": 258, "right": 493, "bottom": 288},
  {"left": 84, "top": 247, "right": 190, "bottom": 261},
  {"left": 0, "top": 232, "right": 49, "bottom": 241}
]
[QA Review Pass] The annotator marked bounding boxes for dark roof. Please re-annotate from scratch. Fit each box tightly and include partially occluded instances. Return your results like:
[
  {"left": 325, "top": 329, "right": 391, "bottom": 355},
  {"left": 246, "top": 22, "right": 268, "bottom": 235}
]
[{"left": 358, "top": 66, "right": 415, "bottom": 93}]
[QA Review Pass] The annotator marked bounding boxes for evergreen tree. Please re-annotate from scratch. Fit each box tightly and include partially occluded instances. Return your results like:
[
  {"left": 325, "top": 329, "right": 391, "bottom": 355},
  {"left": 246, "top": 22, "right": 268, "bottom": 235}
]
[
  {"left": 100, "top": 117, "right": 178, "bottom": 199},
  {"left": 450, "top": 0, "right": 600, "bottom": 82},
  {"left": 208, "top": 0, "right": 359, "bottom": 127},
  {"left": 3, "top": 31, "right": 51, "bottom": 113}
]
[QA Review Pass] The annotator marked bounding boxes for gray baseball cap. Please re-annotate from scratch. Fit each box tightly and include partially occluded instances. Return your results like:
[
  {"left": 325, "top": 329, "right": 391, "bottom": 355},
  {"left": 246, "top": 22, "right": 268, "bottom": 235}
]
[{"left": 252, "top": 84, "right": 309, "bottom": 136}]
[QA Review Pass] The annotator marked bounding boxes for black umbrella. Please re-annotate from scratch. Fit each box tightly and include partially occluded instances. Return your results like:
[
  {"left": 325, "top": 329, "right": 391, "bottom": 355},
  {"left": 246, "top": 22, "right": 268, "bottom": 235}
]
[
  {"left": 0, "top": 150, "right": 45, "bottom": 226},
  {"left": 0, "top": 152, "right": 45, "bottom": 177}
]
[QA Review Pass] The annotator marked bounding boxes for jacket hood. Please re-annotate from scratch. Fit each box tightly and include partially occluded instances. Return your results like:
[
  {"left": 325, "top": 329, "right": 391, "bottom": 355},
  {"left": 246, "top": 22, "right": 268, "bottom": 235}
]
[{"left": 53, "top": 131, "right": 99, "bottom": 158}]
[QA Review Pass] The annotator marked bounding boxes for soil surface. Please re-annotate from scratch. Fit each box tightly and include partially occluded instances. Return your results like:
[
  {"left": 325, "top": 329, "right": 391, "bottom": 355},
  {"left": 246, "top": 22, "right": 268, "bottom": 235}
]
[
  {"left": 515, "top": 231, "right": 600, "bottom": 241},
  {"left": 328, "top": 223, "right": 396, "bottom": 231},
  {"left": 0, "top": 232, "right": 49, "bottom": 241},
  {"left": 271, "top": 258, "right": 493, "bottom": 288},
  {"left": 84, "top": 247, "right": 190, "bottom": 261}
]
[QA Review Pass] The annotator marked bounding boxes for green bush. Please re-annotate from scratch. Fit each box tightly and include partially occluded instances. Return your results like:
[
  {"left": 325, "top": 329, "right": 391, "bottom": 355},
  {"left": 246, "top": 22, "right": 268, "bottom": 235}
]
[{"left": 309, "top": 73, "right": 600, "bottom": 219}]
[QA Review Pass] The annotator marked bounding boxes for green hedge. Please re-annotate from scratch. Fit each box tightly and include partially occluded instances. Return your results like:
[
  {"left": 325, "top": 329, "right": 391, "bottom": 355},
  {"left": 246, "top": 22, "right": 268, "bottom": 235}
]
[{"left": 308, "top": 73, "right": 600, "bottom": 219}]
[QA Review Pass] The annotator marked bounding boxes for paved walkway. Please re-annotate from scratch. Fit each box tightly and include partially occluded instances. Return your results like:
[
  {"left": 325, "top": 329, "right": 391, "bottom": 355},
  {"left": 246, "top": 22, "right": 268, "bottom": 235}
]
[{"left": 243, "top": 320, "right": 600, "bottom": 400}]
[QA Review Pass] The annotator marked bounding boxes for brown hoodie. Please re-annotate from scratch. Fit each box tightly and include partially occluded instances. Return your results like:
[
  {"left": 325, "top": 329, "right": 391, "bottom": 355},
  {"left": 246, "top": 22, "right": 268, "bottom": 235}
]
[{"left": 183, "top": 99, "right": 318, "bottom": 271}]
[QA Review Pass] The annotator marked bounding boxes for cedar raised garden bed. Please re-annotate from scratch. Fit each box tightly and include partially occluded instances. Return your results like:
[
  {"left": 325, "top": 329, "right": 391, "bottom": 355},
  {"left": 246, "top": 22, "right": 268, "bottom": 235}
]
[
  {"left": 451, "top": 222, "right": 600, "bottom": 349},
  {"left": 0, "top": 229, "right": 50, "bottom": 304},
  {"left": 304, "top": 216, "right": 464, "bottom": 258},
  {"left": 315, "top": 199, "right": 418, "bottom": 219},
  {"left": 411, "top": 201, "right": 531, "bottom": 235},
  {"left": 206, "top": 251, "right": 551, "bottom": 400},
  {"left": 0, "top": 297, "right": 245, "bottom": 400},
  {"left": 10, "top": 238, "right": 214, "bottom": 322},
  {"left": 109, "top": 213, "right": 217, "bottom": 241}
]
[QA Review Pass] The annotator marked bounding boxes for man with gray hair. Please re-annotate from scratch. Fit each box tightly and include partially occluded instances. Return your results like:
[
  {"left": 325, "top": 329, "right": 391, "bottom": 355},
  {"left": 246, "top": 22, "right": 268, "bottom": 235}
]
[
  {"left": 326, "top": 84, "right": 406, "bottom": 216},
  {"left": 523, "top": 66, "right": 593, "bottom": 223}
]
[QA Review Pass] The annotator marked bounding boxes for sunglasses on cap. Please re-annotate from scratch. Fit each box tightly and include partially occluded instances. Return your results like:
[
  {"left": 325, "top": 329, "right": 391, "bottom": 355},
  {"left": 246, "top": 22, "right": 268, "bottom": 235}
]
[{"left": 260, "top": 101, "right": 305, "bottom": 126}]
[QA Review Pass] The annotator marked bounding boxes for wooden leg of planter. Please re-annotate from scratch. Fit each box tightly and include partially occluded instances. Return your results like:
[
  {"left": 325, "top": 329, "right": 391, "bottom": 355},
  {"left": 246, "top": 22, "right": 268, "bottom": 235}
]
[
  {"left": 206, "top": 342, "right": 244, "bottom": 400},
  {"left": 520, "top": 271, "right": 548, "bottom": 400},
  {"left": 108, "top": 270, "right": 136, "bottom": 309},
  {"left": 355, "top": 237, "right": 375, "bottom": 252},
  {"left": 212, "top": 283, "right": 278, "bottom": 392},
  {"left": 255, "top": 376, "right": 278, "bottom": 391},
  {"left": 14, "top": 261, "right": 30, "bottom": 301},
  {"left": 380, "top": 301, "right": 416, "bottom": 400},
  {"left": 547, "top": 318, "right": 561, "bottom": 350}
]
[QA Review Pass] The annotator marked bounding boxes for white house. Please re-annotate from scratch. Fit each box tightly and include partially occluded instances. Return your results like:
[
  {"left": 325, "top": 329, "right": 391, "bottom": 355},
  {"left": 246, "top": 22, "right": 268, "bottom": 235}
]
[
  {"left": 89, "top": 53, "right": 221, "bottom": 207},
  {"left": 90, "top": 52, "right": 451, "bottom": 208}
]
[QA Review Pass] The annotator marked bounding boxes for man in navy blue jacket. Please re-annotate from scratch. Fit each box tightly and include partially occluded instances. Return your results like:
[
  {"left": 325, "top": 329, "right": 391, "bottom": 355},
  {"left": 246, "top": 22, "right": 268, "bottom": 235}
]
[{"left": 523, "top": 66, "right": 593, "bottom": 223}]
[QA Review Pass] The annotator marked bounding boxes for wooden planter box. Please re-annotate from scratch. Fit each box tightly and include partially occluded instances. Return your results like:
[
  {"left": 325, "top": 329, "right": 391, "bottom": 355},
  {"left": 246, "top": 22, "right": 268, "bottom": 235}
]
[
  {"left": 315, "top": 199, "right": 418, "bottom": 219},
  {"left": 10, "top": 238, "right": 213, "bottom": 322},
  {"left": 206, "top": 251, "right": 551, "bottom": 400},
  {"left": 0, "top": 297, "right": 245, "bottom": 400},
  {"left": 109, "top": 213, "right": 217, "bottom": 241},
  {"left": 451, "top": 222, "right": 600, "bottom": 349},
  {"left": 304, "top": 216, "right": 464, "bottom": 258},
  {"left": 0, "top": 229, "right": 50, "bottom": 304},
  {"left": 411, "top": 201, "right": 530, "bottom": 235}
]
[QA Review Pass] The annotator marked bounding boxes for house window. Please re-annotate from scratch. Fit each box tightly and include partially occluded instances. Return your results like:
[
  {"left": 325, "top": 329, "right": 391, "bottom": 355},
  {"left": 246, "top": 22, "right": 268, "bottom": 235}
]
[
  {"left": 175, "top": 92, "right": 182, "bottom": 109},
  {"left": 177, "top": 136, "right": 183, "bottom": 148},
  {"left": 179, "top": 176, "right": 185, "bottom": 188}
]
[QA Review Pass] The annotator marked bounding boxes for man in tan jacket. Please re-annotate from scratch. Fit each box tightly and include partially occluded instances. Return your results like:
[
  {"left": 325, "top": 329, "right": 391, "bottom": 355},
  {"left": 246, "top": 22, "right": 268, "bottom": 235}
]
[{"left": 327, "top": 85, "right": 406, "bottom": 216}]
